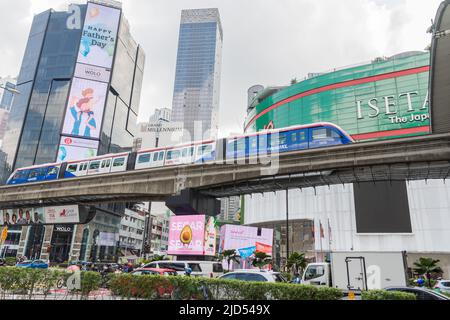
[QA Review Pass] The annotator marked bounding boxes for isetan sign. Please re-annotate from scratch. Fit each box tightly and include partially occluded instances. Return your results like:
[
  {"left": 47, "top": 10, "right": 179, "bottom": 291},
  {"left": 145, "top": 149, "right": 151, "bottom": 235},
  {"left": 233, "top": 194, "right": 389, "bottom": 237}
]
[{"left": 356, "top": 90, "right": 429, "bottom": 124}]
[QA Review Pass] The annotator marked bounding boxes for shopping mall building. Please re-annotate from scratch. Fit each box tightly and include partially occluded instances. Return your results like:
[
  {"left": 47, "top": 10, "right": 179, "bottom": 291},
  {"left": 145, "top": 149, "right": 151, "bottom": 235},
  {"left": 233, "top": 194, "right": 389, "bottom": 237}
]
[{"left": 243, "top": 51, "right": 450, "bottom": 277}]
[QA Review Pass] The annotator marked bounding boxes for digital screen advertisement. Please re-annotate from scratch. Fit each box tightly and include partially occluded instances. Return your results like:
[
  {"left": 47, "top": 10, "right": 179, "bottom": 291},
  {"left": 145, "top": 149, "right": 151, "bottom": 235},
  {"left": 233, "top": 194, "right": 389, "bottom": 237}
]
[
  {"left": 1, "top": 205, "right": 80, "bottom": 226},
  {"left": 61, "top": 77, "right": 108, "bottom": 140},
  {"left": 78, "top": 2, "right": 121, "bottom": 69},
  {"left": 57, "top": 135, "right": 99, "bottom": 162},
  {"left": 219, "top": 224, "right": 274, "bottom": 256},
  {"left": 168, "top": 215, "right": 206, "bottom": 255}
]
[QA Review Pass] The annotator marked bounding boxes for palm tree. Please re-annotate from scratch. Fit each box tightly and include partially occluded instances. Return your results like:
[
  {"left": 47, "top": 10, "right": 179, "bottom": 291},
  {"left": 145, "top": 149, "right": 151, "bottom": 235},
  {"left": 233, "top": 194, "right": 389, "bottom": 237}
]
[
  {"left": 413, "top": 257, "right": 443, "bottom": 288},
  {"left": 252, "top": 252, "right": 272, "bottom": 269},
  {"left": 286, "top": 252, "right": 307, "bottom": 275},
  {"left": 221, "top": 250, "right": 240, "bottom": 271}
]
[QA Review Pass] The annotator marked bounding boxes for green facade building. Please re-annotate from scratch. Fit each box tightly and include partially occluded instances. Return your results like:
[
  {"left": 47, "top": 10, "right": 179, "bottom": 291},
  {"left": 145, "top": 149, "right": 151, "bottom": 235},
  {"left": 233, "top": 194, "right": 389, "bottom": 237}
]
[{"left": 245, "top": 51, "right": 430, "bottom": 141}]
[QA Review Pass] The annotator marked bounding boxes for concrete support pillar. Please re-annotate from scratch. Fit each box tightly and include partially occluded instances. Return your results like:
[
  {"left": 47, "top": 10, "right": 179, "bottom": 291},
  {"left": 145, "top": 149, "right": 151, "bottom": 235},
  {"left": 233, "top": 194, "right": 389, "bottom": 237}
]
[{"left": 40, "top": 226, "right": 54, "bottom": 261}]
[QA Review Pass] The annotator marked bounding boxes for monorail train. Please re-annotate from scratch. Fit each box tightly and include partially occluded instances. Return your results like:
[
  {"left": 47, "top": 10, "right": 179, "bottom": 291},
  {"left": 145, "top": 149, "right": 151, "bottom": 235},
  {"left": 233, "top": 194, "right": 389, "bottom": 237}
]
[{"left": 6, "top": 122, "right": 354, "bottom": 185}]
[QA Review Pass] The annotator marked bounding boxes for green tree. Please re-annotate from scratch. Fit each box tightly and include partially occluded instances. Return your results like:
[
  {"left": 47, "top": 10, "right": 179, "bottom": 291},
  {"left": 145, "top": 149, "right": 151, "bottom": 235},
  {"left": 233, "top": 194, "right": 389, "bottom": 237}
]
[
  {"left": 220, "top": 250, "right": 240, "bottom": 271},
  {"left": 413, "top": 257, "right": 443, "bottom": 288},
  {"left": 286, "top": 252, "right": 307, "bottom": 275},
  {"left": 252, "top": 252, "right": 272, "bottom": 269}
]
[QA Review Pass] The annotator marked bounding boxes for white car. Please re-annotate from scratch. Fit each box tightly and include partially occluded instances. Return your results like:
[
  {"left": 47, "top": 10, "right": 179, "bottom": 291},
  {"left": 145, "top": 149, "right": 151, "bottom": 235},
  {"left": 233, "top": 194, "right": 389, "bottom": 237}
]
[
  {"left": 218, "top": 269, "right": 287, "bottom": 283},
  {"left": 435, "top": 280, "right": 450, "bottom": 294}
]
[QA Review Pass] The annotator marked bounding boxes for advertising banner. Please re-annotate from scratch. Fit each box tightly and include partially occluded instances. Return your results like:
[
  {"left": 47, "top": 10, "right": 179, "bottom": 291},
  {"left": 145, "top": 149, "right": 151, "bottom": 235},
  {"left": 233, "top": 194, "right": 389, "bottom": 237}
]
[
  {"left": 219, "top": 225, "right": 274, "bottom": 256},
  {"left": 61, "top": 77, "right": 108, "bottom": 139},
  {"left": 78, "top": 2, "right": 121, "bottom": 69},
  {"left": 203, "top": 216, "right": 217, "bottom": 256},
  {"left": 255, "top": 242, "right": 272, "bottom": 254},
  {"left": 98, "top": 232, "right": 117, "bottom": 246},
  {"left": 57, "top": 136, "right": 99, "bottom": 162},
  {"left": 1, "top": 206, "right": 80, "bottom": 226},
  {"left": 43, "top": 205, "right": 80, "bottom": 224},
  {"left": 168, "top": 215, "right": 206, "bottom": 255},
  {"left": 238, "top": 246, "right": 256, "bottom": 259}
]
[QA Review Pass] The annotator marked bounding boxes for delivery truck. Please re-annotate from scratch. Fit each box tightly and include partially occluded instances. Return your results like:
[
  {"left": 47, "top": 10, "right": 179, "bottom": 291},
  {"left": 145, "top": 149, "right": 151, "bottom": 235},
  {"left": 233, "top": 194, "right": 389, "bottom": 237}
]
[{"left": 301, "top": 251, "right": 408, "bottom": 291}]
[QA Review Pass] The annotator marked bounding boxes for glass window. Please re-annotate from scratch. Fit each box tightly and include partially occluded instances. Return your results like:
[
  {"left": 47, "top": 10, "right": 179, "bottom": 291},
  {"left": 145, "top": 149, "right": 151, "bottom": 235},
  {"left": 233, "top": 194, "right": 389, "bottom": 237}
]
[
  {"left": 67, "top": 164, "right": 78, "bottom": 173},
  {"left": 188, "top": 263, "right": 202, "bottom": 272},
  {"left": 220, "top": 273, "right": 237, "bottom": 280},
  {"left": 167, "top": 150, "right": 180, "bottom": 160},
  {"left": 83, "top": 163, "right": 88, "bottom": 171},
  {"left": 89, "top": 161, "right": 100, "bottom": 170},
  {"left": 237, "top": 139, "right": 245, "bottom": 151},
  {"left": 29, "top": 168, "right": 46, "bottom": 179},
  {"left": 13, "top": 170, "right": 29, "bottom": 179},
  {"left": 159, "top": 152, "right": 164, "bottom": 161},
  {"left": 106, "top": 159, "right": 111, "bottom": 168},
  {"left": 138, "top": 154, "right": 151, "bottom": 163},
  {"left": 101, "top": 161, "right": 106, "bottom": 169},
  {"left": 213, "top": 263, "right": 223, "bottom": 273},
  {"left": 312, "top": 128, "right": 340, "bottom": 140},
  {"left": 153, "top": 153, "right": 159, "bottom": 162},
  {"left": 114, "top": 158, "right": 125, "bottom": 167},
  {"left": 236, "top": 273, "right": 267, "bottom": 282},
  {"left": 304, "top": 265, "right": 325, "bottom": 280},
  {"left": 291, "top": 132, "right": 298, "bottom": 143},
  {"left": 47, "top": 167, "right": 59, "bottom": 175}
]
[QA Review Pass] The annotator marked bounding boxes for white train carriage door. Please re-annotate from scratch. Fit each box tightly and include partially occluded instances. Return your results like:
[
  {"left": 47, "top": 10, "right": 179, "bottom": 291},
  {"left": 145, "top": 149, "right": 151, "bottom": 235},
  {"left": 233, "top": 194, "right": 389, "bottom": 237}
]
[
  {"left": 99, "top": 157, "right": 113, "bottom": 174},
  {"left": 180, "top": 145, "right": 195, "bottom": 164},
  {"left": 77, "top": 161, "right": 89, "bottom": 177},
  {"left": 111, "top": 154, "right": 128, "bottom": 172},
  {"left": 150, "top": 150, "right": 165, "bottom": 168}
]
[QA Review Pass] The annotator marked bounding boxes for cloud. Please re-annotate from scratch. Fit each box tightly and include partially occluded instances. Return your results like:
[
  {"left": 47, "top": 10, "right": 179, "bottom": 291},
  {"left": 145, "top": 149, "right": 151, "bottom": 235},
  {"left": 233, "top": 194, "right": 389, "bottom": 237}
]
[{"left": 0, "top": 0, "right": 441, "bottom": 137}]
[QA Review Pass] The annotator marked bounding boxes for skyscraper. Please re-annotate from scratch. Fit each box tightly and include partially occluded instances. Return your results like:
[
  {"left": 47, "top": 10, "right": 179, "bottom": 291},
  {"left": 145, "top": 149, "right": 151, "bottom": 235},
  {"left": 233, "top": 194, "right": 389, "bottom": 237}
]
[
  {"left": 0, "top": 0, "right": 145, "bottom": 262},
  {"left": 171, "top": 8, "right": 223, "bottom": 142}
]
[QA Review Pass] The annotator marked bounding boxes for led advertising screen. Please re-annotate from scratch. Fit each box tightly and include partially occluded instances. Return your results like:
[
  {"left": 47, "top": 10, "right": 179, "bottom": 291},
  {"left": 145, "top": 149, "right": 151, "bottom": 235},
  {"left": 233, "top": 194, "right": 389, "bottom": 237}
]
[
  {"left": 61, "top": 77, "right": 108, "bottom": 140},
  {"left": 203, "top": 216, "right": 217, "bottom": 256},
  {"left": 57, "top": 136, "right": 99, "bottom": 162},
  {"left": 219, "top": 224, "right": 273, "bottom": 256},
  {"left": 1, "top": 205, "right": 80, "bottom": 226},
  {"left": 168, "top": 215, "right": 206, "bottom": 255},
  {"left": 78, "top": 2, "right": 121, "bottom": 69}
]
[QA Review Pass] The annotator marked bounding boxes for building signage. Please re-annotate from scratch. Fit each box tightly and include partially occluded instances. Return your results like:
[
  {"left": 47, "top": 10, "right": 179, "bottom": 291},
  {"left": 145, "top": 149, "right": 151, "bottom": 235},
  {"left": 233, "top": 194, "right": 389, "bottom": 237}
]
[
  {"left": 203, "top": 216, "right": 217, "bottom": 256},
  {"left": 1, "top": 205, "right": 80, "bottom": 226},
  {"left": 54, "top": 225, "right": 73, "bottom": 233},
  {"left": 57, "top": 135, "right": 99, "bottom": 162},
  {"left": 57, "top": 2, "right": 121, "bottom": 162},
  {"left": 74, "top": 63, "right": 111, "bottom": 83},
  {"left": 356, "top": 91, "right": 429, "bottom": 124},
  {"left": 77, "top": 2, "right": 121, "bottom": 69}
]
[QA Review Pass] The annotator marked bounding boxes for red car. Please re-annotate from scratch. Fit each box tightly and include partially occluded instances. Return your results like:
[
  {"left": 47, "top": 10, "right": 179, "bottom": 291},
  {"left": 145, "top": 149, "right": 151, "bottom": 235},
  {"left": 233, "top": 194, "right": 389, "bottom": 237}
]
[{"left": 131, "top": 268, "right": 177, "bottom": 297}]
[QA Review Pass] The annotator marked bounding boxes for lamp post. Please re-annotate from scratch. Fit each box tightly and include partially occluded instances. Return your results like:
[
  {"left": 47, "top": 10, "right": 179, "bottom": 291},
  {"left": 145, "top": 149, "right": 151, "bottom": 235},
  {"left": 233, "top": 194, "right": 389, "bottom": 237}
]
[{"left": 0, "top": 84, "right": 20, "bottom": 95}]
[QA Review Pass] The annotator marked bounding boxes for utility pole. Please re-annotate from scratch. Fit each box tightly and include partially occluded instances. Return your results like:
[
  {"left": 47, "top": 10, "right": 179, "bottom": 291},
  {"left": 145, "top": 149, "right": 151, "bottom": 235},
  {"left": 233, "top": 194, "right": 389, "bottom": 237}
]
[{"left": 285, "top": 189, "right": 289, "bottom": 264}]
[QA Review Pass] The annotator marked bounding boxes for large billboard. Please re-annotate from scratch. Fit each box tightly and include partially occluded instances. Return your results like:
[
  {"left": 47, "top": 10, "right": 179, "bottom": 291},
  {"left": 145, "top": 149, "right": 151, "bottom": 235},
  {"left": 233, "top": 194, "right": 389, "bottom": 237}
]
[
  {"left": 218, "top": 224, "right": 273, "bottom": 256},
  {"left": 168, "top": 215, "right": 218, "bottom": 256},
  {"left": 1, "top": 205, "right": 80, "bottom": 226},
  {"left": 57, "top": 2, "right": 121, "bottom": 163},
  {"left": 57, "top": 136, "right": 99, "bottom": 162},
  {"left": 78, "top": 2, "right": 121, "bottom": 69},
  {"left": 61, "top": 78, "right": 108, "bottom": 140}
]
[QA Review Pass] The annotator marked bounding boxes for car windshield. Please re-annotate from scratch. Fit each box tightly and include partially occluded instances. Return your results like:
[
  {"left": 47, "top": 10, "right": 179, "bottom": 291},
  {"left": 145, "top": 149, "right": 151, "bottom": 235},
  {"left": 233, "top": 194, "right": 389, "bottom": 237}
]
[
  {"left": 441, "top": 281, "right": 450, "bottom": 287},
  {"left": 304, "top": 265, "right": 325, "bottom": 280}
]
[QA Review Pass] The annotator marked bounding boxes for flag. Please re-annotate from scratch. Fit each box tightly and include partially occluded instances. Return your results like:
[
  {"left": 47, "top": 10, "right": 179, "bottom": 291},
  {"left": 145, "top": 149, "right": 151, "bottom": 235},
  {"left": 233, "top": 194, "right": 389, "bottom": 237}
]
[{"left": 327, "top": 219, "right": 332, "bottom": 243}]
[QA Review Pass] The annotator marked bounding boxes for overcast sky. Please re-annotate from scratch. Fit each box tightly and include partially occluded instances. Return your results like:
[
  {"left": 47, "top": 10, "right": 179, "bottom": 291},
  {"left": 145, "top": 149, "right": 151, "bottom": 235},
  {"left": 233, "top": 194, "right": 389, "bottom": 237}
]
[{"left": 0, "top": 0, "right": 442, "bottom": 136}]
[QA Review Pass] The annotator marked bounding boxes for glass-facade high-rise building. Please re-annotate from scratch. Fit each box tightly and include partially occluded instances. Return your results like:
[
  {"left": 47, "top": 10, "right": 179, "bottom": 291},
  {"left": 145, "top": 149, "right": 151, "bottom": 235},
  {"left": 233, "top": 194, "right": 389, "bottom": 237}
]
[
  {"left": 171, "top": 8, "right": 223, "bottom": 142},
  {"left": 0, "top": 1, "right": 145, "bottom": 263}
]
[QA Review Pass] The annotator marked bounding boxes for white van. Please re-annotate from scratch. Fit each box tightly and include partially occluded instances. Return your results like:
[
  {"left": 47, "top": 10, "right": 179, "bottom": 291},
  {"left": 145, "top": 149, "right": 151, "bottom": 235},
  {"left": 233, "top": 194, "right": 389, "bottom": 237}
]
[{"left": 143, "top": 260, "right": 224, "bottom": 278}]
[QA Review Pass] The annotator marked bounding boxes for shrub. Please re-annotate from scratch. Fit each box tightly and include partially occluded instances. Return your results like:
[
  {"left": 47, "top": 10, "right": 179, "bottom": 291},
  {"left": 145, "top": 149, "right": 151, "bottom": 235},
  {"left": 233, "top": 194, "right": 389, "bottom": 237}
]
[
  {"left": 362, "top": 290, "right": 416, "bottom": 300},
  {"left": 108, "top": 273, "right": 343, "bottom": 300}
]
